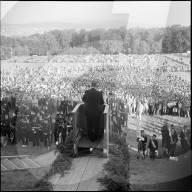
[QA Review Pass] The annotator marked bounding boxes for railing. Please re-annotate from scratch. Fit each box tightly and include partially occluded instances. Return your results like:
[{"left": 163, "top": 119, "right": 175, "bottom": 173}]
[
  {"left": 71, "top": 103, "right": 83, "bottom": 156},
  {"left": 103, "top": 104, "right": 109, "bottom": 157}
]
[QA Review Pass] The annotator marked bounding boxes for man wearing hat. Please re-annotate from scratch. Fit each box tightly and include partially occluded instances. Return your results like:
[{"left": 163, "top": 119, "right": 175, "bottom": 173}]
[
  {"left": 82, "top": 80, "right": 104, "bottom": 142},
  {"left": 148, "top": 133, "right": 158, "bottom": 160}
]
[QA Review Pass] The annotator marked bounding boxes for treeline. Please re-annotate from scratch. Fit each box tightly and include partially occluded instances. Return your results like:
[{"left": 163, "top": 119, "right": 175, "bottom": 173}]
[{"left": 1, "top": 25, "right": 190, "bottom": 59}]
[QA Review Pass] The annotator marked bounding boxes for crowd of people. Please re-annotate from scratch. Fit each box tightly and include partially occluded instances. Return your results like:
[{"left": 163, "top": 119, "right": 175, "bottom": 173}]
[
  {"left": 164, "top": 53, "right": 191, "bottom": 65},
  {"left": 1, "top": 91, "right": 75, "bottom": 147},
  {"left": 7, "top": 54, "right": 119, "bottom": 64},
  {"left": 156, "top": 56, "right": 190, "bottom": 72},
  {"left": 1, "top": 54, "right": 191, "bottom": 155}
]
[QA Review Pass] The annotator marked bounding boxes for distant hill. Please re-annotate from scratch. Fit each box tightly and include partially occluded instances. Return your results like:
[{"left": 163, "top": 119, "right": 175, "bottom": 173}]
[{"left": 1, "top": 21, "right": 159, "bottom": 37}]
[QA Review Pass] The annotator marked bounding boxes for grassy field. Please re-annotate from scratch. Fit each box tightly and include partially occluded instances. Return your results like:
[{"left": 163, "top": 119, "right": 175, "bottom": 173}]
[
  {"left": 129, "top": 149, "right": 191, "bottom": 191},
  {"left": 1, "top": 143, "right": 56, "bottom": 191},
  {"left": 1, "top": 167, "right": 50, "bottom": 191},
  {"left": 124, "top": 114, "right": 191, "bottom": 191}
]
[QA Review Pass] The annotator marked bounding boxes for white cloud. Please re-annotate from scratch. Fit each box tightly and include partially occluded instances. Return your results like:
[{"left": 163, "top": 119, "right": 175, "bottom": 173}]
[{"left": 112, "top": 1, "right": 171, "bottom": 28}]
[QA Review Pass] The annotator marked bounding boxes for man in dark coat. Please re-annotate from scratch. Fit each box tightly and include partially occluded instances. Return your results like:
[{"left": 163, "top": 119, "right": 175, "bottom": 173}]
[
  {"left": 180, "top": 125, "right": 190, "bottom": 154},
  {"left": 82, "top": 80, "right": 104, "bottom": 142},
  {"left": 148, "top": 134, "right": 158, "bottom": 160},
  {"left": 169, "top": 125, "right": 178, "bottom": 158}
]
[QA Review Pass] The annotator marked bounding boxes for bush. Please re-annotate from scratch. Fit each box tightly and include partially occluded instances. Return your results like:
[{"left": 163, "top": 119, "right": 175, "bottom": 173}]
[
  {"left": 98, "top": 132, "right": 132, "bottom": 191},
  {"left": 34, "top": 131, "right": 73, "bottom": 190}
]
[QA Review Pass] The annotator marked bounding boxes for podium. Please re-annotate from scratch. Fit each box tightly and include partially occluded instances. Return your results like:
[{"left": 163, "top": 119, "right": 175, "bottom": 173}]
[{"left": 71, "top": 103, "right": 109, "bottom": 157}]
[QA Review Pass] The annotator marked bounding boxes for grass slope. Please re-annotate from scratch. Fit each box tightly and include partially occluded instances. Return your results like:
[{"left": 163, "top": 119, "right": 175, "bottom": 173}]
[
  {"left": 1, "top": 167, "right": 49, "bottom": 191},
  {"left": 125, "top": 114, "right": 191, "bottom": 191}
]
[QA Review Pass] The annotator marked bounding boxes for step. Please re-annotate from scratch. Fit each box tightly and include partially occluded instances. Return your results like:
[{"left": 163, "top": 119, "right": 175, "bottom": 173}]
[
  {"left": 21, "top": 157, "right": 41, "bottom": 168},
  {"left": 77, "top": 136, "right": 104, "bottom": 149},
  {"left": 1, "top": 155, "right": 29, "bottom": 159},
  {"left": 1, "top": 164, "right": 8, "bottom": 171},
  {"left": 10, "top": 158, "right": 31, "bottom": 169},
  {"left": 1, "top": 158, "right": 18, "bottom": 170}
]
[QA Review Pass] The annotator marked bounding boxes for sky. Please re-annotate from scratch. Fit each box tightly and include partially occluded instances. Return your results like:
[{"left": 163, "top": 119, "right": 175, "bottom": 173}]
[{"left": 1, "top": 1, "right": 191, "bottom": 28}]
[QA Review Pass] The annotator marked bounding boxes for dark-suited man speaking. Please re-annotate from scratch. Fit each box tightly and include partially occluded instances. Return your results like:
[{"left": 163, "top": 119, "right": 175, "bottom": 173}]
[{"left": 82, "top": 80, "right": 104, "bottom": 142}]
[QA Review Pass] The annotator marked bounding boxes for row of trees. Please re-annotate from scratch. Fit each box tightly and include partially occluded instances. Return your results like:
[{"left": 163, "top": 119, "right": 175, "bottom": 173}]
[{"left": 1, "top": 25, "right": 190, "bottom": 59}]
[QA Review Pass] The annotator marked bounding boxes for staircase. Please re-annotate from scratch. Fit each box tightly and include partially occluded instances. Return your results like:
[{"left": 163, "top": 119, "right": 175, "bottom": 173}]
[{"left": 1, "top": 155, "right": 41, "bottom": 171}]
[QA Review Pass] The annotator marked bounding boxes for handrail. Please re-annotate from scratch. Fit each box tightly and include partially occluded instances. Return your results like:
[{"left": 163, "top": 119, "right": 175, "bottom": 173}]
[
  {"left": 71, "top": 103, "right": 83, "bottom": 114},
  {"left": 103, "top": 104, "right": 109, "bottom": 114},
  {"left": 1, "top": 155, "right": 29, "bottom": 159}
]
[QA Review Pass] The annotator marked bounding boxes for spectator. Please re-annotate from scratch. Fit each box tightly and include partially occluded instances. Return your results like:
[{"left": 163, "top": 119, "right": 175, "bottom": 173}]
[
  {"left": 168, "top": 125, "right": 178, "bottom": 158},
  {"left": 137, "top": 129, "right": 147, "bottom": 160},
  {"left": 180, "top": 125, "right": 190, "bottom": 154},
  {"left": 148, "top": 133, "right": 158, "bottom": 160}
]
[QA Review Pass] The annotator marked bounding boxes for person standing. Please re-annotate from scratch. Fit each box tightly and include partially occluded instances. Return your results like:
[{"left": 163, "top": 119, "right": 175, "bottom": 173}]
[
  {"left": 1, "top": 114, "right": 10, "bottom": 139},
  {"left": 148, "top": 134, "right": 158, "bottom": 160},
  {"left": 169, "top": 125, "right": 178, "bottom": 158},
  {"left": 124, "top": 100, "right": 128, "bottom": 127},
  {"left": 162, "top": 100, "right": 167, "bottom": 115},
  {"left": 10, "top": 113, "right": 17, "bottom": 145},
  {"left": 21, "top": 119, "right": 29, "bottom": 147},
  {"left": 42, "top": 120, "right": 49, "bottom": 147},
  {"left": 127, "top": 95, "right": 132, "bottom": 116},
  {"left": 119, "top": 99, "right": 125, "bottom": 127},
  {"left": 82, "top": 80, "right": 104, "bottom": 142},
  {"left": 180, "top": 125, "right": 190, "bottom": 154},
  {"left": 178, "top": 101, "right": 182, "bottom": 117},
  {"left": 132, "top": 97, "right": 136, "bottom": 114},
  {"left": 31, "top": 119, "right": 40, "bottom": 147},
  {"left": 161, "top": 120, "right": 169, "bottom": 156},
  {"left": 137, "top": 129, "right": 147, "bottom": 159}
]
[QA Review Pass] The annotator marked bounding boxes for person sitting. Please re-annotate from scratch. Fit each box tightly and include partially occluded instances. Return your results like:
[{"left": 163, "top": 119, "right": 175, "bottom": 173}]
[
  {"left": 148, "top": 133, "right": 158, "bottom": 160},
  {"left": 82, "top": 80, "right": 104, "bottom": 142}
]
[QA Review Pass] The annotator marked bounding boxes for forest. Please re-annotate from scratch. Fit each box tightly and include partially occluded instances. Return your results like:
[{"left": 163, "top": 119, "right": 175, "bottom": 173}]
[{"left": 1, "top": 25, "right": 190, "bottom": 59}]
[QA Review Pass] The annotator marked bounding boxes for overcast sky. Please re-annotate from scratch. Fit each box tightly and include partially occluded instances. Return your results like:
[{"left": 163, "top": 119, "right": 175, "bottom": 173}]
[{"left": 1, "top": 1, "right": 191, "bottom": 27}]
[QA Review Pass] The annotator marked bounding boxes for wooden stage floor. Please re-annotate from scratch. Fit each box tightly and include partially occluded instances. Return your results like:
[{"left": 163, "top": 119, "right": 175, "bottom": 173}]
[{"left": 77, "top": 136, "right": 104, "bottom": 149}]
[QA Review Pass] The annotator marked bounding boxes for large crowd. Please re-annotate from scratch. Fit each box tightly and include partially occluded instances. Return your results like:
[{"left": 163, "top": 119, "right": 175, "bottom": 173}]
[
  {"left": 1, "top": 54, "right": 191, "bottom": 156},
  {"left": 6, "top": 54, "right": 119, "bottom": 64}
]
